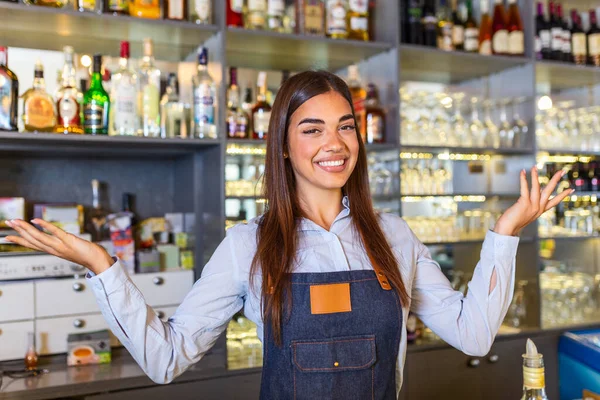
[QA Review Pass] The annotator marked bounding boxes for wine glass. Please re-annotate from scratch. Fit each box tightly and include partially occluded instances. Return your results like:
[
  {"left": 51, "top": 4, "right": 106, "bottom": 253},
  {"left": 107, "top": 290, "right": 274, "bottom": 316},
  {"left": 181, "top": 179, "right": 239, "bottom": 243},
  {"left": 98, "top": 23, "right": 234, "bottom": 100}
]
[
  {"left": 469, "top": 96, "right": 486, "bottom": 148},
  {"left": 483, "top": 99, "right": 500, "bottom": 148},
  {"left": 498, "top": 98, "right": 515, "bottom": 148},
  {"left": 511, "top": 97, "right": 529, "bottom": 149},
  {"left": 451, "top": 92, "right": 472, "bottom": 147}
]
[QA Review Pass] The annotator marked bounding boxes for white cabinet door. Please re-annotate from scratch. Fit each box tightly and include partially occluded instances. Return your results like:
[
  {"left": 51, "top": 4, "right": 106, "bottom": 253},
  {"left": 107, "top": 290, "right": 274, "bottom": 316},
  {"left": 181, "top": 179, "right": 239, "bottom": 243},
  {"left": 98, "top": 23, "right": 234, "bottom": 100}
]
[
  {"left": 155, "top": 306, "right": 179, "bottom": 321},
  {"left": 0, "top": 281, "right": 34, "bottom": 322},
  {"left": 35, "top": 278, "right": 98, "bottom": 318},
  {"left": 0, "top": 320, "right": 34, "bottom": 361},
  {"left": 35, "top": 314, "right": 119, "bottom": 355},
  {"left": 131, "top": 270, "right": 193, "bottom": 307}
]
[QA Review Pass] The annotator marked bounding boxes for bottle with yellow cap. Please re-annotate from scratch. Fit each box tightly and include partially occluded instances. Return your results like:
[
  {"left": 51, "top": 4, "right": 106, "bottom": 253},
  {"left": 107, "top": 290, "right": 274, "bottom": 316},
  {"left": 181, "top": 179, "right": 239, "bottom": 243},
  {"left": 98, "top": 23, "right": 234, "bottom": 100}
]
[{"left": 522, "top": 338, "right": 549, "bottom": 400}]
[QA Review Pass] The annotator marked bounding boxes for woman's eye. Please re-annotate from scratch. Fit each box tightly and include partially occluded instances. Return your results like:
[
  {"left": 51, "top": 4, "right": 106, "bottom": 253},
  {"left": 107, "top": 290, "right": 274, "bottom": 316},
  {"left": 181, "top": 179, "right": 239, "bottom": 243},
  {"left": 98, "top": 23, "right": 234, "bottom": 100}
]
[
  {"left": 341, "top": 125, "right": 356, "bottom": 131},
  {"left": 302, "top": 128, "right": 320, "bottom": 134}
]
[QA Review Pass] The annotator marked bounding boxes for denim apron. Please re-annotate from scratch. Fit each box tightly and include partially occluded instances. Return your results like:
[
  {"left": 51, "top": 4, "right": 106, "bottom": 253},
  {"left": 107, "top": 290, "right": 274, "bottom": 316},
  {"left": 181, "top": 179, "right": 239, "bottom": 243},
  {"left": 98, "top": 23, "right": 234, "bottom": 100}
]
[{"left": 259, "top": 269, "right": 403, "bottom": 400}]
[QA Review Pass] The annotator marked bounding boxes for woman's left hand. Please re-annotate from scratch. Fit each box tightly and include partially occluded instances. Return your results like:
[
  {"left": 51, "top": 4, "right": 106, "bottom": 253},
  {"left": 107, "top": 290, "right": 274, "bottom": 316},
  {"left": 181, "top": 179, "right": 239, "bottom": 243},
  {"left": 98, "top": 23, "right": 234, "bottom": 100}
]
[{"left": 494, "top": 166, "right": 574, "bottom": 236}]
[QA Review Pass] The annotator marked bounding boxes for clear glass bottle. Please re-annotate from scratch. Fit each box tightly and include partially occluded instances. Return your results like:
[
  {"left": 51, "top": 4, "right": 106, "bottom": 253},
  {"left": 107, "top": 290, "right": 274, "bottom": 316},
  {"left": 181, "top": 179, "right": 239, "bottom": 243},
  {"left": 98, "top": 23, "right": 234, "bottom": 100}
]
[
  {"left": 86, "top": 179, "right": 111, "bottom": 242},
  {"left": 267, "top": 0, "right": 285, "bottom": 32},
  {"left": 139, "top": 38, "right": 161, "bottom": 137},
  {"left": 437, "top": 0, "right": 454, "bottom": 51},
  {"left": 110, "top": 41, "right": 139, "bottom": 136},
  {"left": 326, "top": 0, "right": 348, "bottom": 39},
  {"left": 21, "top": 60, "right": 57, "bottom": 133},
  {"left": 55, "top": 46, "right": 83, "bottom": 134},
  {"left": 226, "top": 67, "right": 249, "bottom": 139},
  {"left": 252, "top": 71, "right": 271, "bottom": 140},
  {"left": 83, "top": 54, "right": 110, "bottom": 135},
  {"left": 348, "top": 0, "right": 369, "bottom": 41},
  {"left": 160, "top": 73, "right": 191, "bottom": 138},
  {"left": 0, "top": 46, "right": 19, "bottom": 132},
  {"left": 24, "top": 332, "right": 38, "bottom": 371},
  {"left": 191, "top": 0, "right": 211, "bottom": 24},
  {"left": 192, "top": 47, "right": 217, "bottom": 139},
  {"left": 521, "top": 339, "right": 549, "bottom": 400},
  {"left": 245, "top": 0, "right": 268, "bottom": 29}
]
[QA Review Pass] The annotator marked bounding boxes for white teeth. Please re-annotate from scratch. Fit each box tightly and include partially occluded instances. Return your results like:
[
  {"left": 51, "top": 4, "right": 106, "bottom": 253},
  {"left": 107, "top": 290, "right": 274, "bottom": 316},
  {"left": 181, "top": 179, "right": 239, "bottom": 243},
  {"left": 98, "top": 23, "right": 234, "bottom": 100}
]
[{"left": 318, "top": 160, "right": 345, "bottom": 167}]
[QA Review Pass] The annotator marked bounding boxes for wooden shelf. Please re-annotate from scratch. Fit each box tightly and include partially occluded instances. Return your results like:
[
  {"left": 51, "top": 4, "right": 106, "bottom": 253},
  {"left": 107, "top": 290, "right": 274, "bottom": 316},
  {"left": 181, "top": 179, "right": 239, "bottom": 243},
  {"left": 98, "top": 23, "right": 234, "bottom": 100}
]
[
  {"left": 226, "top": 27, "right": 393, "bottom": 71},
  {"left": 0, "top": 2, "right": 219, "bottom": 61}
]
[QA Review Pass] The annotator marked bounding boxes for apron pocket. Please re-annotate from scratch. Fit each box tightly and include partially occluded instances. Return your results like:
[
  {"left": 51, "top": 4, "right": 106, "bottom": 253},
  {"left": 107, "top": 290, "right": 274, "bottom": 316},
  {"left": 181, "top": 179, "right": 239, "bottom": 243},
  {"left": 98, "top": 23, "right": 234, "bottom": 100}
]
[{"left": 291, "top": 335, "right": 376, "bottom": 400}]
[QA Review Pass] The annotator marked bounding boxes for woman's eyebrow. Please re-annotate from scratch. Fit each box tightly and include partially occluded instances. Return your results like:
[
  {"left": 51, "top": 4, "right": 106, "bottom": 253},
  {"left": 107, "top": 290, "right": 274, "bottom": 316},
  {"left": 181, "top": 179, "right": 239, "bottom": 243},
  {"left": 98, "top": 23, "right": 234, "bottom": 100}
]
[
  {"left": 339, "top": 114, "right": 354, "bottom": 122},
  {"left": 298, "top": 118, "right": 325, "bottom": 126}
]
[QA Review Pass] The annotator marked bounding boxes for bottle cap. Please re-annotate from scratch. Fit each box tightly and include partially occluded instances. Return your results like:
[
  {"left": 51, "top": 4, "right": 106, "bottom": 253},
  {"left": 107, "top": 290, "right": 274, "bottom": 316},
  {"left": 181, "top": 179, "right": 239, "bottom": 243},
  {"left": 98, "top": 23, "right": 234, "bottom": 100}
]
[
  {"left": 63, "top": 46, "right": 74, "bottom": 63},
  {"left": 120, "top": 41, "right": 130, "bottom": 59},
  {"left": 93, "top": 54, "right": 103, "bottom": 74},
  {"left": 34, "top": 60, "right": 44, "bottom": 78},
  {"left": 143, "top": 38, "right": 153, "bottom": 58}
]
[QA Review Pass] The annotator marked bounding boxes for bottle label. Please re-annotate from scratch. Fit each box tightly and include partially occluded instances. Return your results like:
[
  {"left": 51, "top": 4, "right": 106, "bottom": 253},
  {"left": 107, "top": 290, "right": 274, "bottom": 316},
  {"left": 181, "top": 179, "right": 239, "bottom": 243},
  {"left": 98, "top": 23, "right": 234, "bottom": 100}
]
[
  {"left": 227, "top": 115, "right": 238, "bottom": 138},
  {"left": 535, "top": 36, "right": 541, "bottom": 54},
  {"left": 479, "top": 39, "right": 492, "bottom": 55},
  {"left": 562, "top": 30, "right": 571, "bottom": 53},
  {"left": 248, "top": 0, "right": 266, "bottom": 11},
  {"left": 25, "top": 96, "right": 55, "bottom": 129},
  {"left": 84, "top": 103, "right": 108, "bottom": 131},
  {"left": 58, "top": 95, "right": 81, "bottom": 127},
  {"left": 230, "top": 0, "right": 243, "bottom": 12},
  {"left": 492, "top": 29, "right": 508, "bottom": 54},
  {"left": 523, "top": 366, "right": 545, "bottom": 390},
  {"left": 305, "top": 4, "right": 324, "bottom": 33},
  {"left": 253, "top": 110, "right": 270, "bottom": 138},
  {"left": 464, "top": 27, "right": 479, "bottom": 51},
  {"left": 350, "top": 16, "right": 368, "bottom": 32},
  {"left": 0, "top": 81, "right": 15, "bottom": 130},
  {"left": 551, "top": 27, "right": 562, "bottom": 51},
  {"left": 438, "top": 23, "right": 454, "bottom": 51},
  {"left": 108, "top": 0, "right": 127, "bottom": 11},
  {"left": 366, "top": 114, "right": 383, "bottom": 142},
  {"left": 573, "top": 33, "right": 587, "bottom": 56},
  {"left": 267, "top": 0, "right": 284, "bottom": 15},
  {"left": 168, "top": 0, "right": 184, "bottom": 19},
  {"left": 589, "top": 34, "right": 600, "bottom": 56},
  {"left": 193, "top": 86, "right": 214, "bottom": 125},
  {"left": 508, "top": 30, "right": 524, "bottom": 55},
  {"left": 327, "top": 2, "right": 347, "bottom": 35},
  {"left": 452, "top": 25, "right": 464, "bottom": 45},
  {"left": 195, "top": 0, "right": 211, "bottom": 20},
  {"left": 142, "top": 84, "right": 159, "bottom": 122},
  {"left": 236, "top": 115, "right": 248, "bottom": 137},
  {"left": 349, "top": 0, "right": 367, "bottom": 13},
  {"left": 114, "top": 83, "right": 137, "bottom": 132},
  {"left": 540, "top": 29, "right": 550, "bottom": 48},
  {"left": 80, "top": 0, "right": 95, "bottom": 10}
]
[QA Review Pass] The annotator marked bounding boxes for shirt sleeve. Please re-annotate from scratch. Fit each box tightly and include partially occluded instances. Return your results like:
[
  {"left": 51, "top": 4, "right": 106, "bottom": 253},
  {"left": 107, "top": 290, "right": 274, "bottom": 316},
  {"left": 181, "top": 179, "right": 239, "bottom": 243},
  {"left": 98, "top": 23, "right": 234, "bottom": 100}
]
[
  {"left": 409, "top": 229, "right": 519, "bottom": 356},
  {"left": 87, "top": 231, "right": 245, "bottom": 384}
]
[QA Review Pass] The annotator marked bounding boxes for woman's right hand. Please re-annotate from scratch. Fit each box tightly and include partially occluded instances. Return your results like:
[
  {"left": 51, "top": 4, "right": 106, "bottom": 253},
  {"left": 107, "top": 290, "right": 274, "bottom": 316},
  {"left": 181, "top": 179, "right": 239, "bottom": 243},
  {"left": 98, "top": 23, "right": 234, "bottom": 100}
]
[{"left": 4, "top": 219, "right": 114, "bottom": 275}]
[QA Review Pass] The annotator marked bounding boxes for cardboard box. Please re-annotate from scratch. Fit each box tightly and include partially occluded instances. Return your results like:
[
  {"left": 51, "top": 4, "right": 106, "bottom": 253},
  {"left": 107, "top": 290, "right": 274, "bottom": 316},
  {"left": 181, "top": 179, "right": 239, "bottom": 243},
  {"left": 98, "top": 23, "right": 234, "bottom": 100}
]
[{"left": 67, "top": 330, "right": 111, "bottom": 366}]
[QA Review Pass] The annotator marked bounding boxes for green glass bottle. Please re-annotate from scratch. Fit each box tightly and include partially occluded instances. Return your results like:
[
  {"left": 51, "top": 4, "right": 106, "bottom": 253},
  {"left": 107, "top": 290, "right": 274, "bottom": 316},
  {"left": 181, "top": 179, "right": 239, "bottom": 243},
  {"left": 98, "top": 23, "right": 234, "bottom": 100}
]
[{"left": 83, "top": 54, "right": 110, "bottom": 135}]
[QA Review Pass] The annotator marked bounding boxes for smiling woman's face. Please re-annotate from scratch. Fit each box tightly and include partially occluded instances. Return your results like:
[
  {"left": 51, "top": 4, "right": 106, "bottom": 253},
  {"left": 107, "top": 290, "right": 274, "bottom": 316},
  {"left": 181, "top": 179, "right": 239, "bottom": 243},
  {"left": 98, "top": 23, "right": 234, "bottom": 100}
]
[{"left": 286, "top": 91, "right": 360, "bottom": 197}]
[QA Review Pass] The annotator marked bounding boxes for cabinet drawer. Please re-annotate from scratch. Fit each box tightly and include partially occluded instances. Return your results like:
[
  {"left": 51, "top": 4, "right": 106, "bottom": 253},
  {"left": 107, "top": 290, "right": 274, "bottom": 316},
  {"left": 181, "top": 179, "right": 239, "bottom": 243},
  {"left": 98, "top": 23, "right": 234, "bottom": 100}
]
[
  {"left": 0, "top": 281, "right": 34, "bottom": 322},
  {"left": 0, "top": 320, "right": 34, "bottom": 361},
  {"left": 131, "top": 270, "right": 193, "bottom": 307},
  {"left": 36, "top": 314, "right": 119, "bottom": 355},
  {"left": 35, "top": 278, "right": 98, "bottom": 318}
]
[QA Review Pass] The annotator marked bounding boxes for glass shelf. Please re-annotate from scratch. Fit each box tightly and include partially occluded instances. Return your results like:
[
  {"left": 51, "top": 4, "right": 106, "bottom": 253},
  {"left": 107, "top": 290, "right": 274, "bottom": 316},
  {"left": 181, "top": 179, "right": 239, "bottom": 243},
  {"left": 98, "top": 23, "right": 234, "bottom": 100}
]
[{"left": 536, "top": 60, "right": 600, "bottom": 91}]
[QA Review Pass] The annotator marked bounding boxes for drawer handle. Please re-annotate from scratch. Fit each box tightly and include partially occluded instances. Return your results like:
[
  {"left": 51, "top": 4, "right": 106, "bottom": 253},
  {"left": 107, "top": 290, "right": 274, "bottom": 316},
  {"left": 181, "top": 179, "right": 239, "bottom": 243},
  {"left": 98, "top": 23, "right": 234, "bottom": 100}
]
[
  {"left": 72, "top": 282, "right": 85, "bottom": 292},
  {"left": 157, "top": 311, "right": 165, "bottom": 319},
  {"left": 73, "top": 319, "right": 86, "bottom": 329},
  {"left": 153, "top": 277, "right": 164, "bottom": 286},
  {"left": 467, "top": 358, "right": 480, "bottom": 368},
  {"left": 488, "top": 354, "right": 499, "bottom": 363}
]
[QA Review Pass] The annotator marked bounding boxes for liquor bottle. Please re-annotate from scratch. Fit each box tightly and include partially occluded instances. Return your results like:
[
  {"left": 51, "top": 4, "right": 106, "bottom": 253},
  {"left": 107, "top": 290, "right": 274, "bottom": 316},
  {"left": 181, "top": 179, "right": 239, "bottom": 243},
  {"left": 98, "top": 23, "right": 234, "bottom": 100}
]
[
  {"left": 521, "top": 339, "right": 549, "bottom": 400},
  {"left": 506, "top": 0, "right": 524, "bottom": 56},
  {"left": 549, "top": 1, "right": 563, "bottom": 61},
  {"left": 191, "top": 0, "right": 211, "bottom": 24},
  {"left": 192, "top": 47, "right": 217, "bottom": 139},
  {"left": 365, "top": 83, "right": 384, "bottom": 144},
  {"left": 536, "top": 2, "right": 551, "bottom": 60},
  {"left": 347, "top": 65, "right": 366, "bottom": 141},
  {"left": 558, "top": 4, "right": 571, "bottom": 62},
  {"left": 403, "top": 0, "right": 423, "bottom": 45},
  {"left": 23, "top": 0, "right": 66, "bottom": 7},
  {"left": 589, "top": 10, "right": 600, "bottom": 66},
  {"left": 297, "top": 0, "right": 325, "bottom": 35},
  {"left": 245, "top": 0, "right": 268, "bottom": 29},
  {"left": 105, "top": 0, "right": 127, "bottom": 14},
  {"left": 227, "top": 67, "right": 248, "bottom": 139},
  {"left": 451, "top": 0, "right": 464, "bottom": 50},
  {"left": 110, "top": 41, "right": 139, "bottom": 136},
  {"left": 437, "top": 0, "right": 453, "bottom": 51},
  {"left": 491, "top": 0, "right": 508, "bottom": 55},
  {"left": 478, "top": 0, "right": 492, "bottom": 55},
  {"left": 348, "top": 0, "right": 369, "bottom": 41},
  {"left": 326, "top": 0, "right": 349, "bottom": 39},
  {"left": 227, "top": 0, "right": 244, "bottom": 26},
  {"left": 164, "top": 0, "right": 187, "bottom": 20},
  {"left": 55, "top": 46, "right": 83, "bottom": 134},
  {"left": 267, "top": 0, "right": 285, "bottom": 31},
  {"left": 139, "top": 38, "right": 161, "bottom": 137},
  {"left": 77, "top": 0, "right": 101, "bottom": 13},
  {"left": 283, "top": 0, "right": 296, "bottom": 33},
  {"left": 83, "top": 54, "right": 110, "bottom": 135},
  {"left": 87, "top": 179, "right": 111, "bottom": 242},
  {"left": 464, "top": 0, "right": 478, "bottom": 53},
  {"left": 422, "top": 0, "right": 437, "bottom": 47},
  {"left": 21, "top": 61, "right": 56, "bottom": 133},
  {"left": 0, "top": 46, "right": 18, "bottom": 132},
  {"left": 252, "top": 72, "right": 271, "bottom": 140},
  {"left": 160, "top": 73, "right": 191, "bottom": 138},
  {"left": 588, "top": 161, "right": 600, "bottom": 191},
  {"left": 572, "top": 10, "right": 587, "bottom": 65},
  {"left": 24, "top": 332, "right": 38, "bottom": 371},
  {"left": 129, "top": 0, "right": 160, "bottom": 19}
]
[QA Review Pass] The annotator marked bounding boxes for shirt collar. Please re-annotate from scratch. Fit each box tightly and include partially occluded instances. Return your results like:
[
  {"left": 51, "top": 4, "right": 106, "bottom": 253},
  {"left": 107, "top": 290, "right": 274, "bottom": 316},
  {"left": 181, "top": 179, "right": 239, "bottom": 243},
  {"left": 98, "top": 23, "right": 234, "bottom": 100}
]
[{"left": 298, "top": 195, "right": 351, "bottom": 232}]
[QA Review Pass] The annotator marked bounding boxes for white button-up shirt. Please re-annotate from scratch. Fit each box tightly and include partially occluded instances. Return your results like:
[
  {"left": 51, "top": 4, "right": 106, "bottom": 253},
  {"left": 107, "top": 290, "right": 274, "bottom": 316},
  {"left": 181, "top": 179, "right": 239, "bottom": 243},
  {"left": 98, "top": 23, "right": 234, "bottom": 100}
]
[{"left": 88, "top": 197, "right": 520, "bottom": 397}]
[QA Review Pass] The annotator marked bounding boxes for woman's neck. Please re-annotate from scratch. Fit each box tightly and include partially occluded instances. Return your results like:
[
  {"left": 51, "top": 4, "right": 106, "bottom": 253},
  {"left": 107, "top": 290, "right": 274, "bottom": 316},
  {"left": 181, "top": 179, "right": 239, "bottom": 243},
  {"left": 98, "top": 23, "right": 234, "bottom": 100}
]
[{"left": 298, "top": 189, "right": 344, "bottom": 231}]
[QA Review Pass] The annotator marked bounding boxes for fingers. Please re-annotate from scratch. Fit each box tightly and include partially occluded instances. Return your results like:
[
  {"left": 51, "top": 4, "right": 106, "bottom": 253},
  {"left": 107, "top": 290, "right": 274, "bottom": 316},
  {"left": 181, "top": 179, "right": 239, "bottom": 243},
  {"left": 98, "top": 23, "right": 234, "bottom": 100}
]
[
  {"left": 4, "top": 235, "right": 45, "bottom": 253},
  {"left": 530, "top": 166, "right": 540, "bottom": 206},
  {"left": 544, "top": 189, "right": 575, "bottom": 211},
  {"left": 520, "top": 169, "right": 530, "bottom": 199},
  {"left": 6, "top": 219, "right": 60, "bottom": 253},
  {"left": 32, "top": 219, "right": 70, "bottom": 241},
  {"left": 541, "top": 169, "right": 566, "bottom": 202}
]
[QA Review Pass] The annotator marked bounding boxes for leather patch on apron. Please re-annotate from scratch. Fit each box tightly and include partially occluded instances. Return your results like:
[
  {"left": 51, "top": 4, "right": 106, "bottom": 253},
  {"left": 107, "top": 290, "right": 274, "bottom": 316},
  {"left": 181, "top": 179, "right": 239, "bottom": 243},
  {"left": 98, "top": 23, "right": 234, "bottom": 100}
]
[{"left": 309, "top": 283, "right": 352, "bottom": 315}]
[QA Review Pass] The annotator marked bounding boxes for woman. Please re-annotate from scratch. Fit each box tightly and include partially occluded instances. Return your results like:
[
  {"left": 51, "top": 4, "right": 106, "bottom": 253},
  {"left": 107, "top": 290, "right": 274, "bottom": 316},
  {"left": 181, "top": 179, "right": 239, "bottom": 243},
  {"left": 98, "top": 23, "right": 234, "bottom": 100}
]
[{"left": 5, "top": 71, "right": 571, "bottom": 399}]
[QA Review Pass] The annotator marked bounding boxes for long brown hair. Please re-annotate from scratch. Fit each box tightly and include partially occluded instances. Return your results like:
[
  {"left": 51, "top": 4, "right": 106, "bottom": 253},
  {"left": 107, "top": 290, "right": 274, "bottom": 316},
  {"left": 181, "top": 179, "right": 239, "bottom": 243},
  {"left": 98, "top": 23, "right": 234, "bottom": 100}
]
[{"left": 250, "top": 70, "right": 409, "bottom": 345}]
